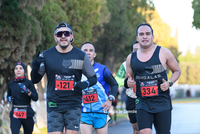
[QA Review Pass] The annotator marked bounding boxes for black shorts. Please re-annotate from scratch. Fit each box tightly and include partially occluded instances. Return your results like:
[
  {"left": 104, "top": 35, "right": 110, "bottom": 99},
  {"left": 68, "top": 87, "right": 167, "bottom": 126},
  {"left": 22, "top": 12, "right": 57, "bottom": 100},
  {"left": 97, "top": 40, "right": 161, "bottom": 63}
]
[
  {"left": 47, "top": 107, "right": 81, "bottom": 132},
  {"left": 126, "top": 96, "right": 137, "bottom": 124},
  {"left": 136, "top": 109, "right": 171, "bottom": 134},
  {"left": 112, "top": 102, "right": 117, "bottom": 107}
]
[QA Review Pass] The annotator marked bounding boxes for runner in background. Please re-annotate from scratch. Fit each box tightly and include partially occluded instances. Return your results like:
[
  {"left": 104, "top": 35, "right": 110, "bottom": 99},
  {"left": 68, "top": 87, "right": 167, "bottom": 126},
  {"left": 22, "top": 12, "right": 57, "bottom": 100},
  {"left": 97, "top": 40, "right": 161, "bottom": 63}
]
[
  {"left": 115, "top": 41, "right": 140, "bottom": 134},
  {"left": 80, "top": 42, "right": 118, "bottom": 134},
  {"left": 109, "top": 89, "right": 119, "bottom": 126},
  {"left": 7, "top": 62, "right": 38, "bottom": 134}
]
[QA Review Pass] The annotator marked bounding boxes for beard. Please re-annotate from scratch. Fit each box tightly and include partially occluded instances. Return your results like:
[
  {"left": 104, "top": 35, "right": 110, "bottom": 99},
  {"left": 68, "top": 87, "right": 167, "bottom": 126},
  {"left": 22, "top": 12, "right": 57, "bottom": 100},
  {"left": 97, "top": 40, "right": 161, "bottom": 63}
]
[
  {"left": 59, "top": 44, "right": 69, "bottom": 50},
  {"left": 58, "top": 38, "right": 70, "bottom": 50}
]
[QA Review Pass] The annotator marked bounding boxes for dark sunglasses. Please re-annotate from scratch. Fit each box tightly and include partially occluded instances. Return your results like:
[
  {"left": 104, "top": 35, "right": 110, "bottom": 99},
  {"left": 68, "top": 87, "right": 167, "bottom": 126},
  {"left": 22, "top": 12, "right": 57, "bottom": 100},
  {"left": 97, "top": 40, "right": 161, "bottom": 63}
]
[{"left": 56, "top": 31, "right": 71, "bottom": 37}]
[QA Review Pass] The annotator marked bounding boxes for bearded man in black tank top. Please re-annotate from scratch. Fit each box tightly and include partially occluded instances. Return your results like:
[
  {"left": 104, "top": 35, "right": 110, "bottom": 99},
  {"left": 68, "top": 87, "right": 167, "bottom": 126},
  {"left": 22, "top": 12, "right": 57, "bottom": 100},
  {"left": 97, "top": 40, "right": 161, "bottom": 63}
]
[
  {"left": 31, "top": 22, "right": 97, "bottom": 134},
  {"left": 124, "top": 23, "right": 181, "bottom": 134}
]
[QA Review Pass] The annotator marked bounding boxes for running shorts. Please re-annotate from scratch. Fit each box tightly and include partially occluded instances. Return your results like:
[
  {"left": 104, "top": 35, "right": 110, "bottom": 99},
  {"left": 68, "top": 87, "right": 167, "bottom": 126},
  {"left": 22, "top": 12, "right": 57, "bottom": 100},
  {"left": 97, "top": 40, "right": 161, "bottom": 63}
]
[
  {"left": 47, "top": 107, "right": 81, "bottom": 132},
  {"left": 112, "top": 102, "right": 117, "bottom": 107},
  {"left": 136, "top": 109, "right": 171, "bottom": 134},
  {"left": 81, "top": 113, "right": 111, "bottom": 129},
  {"left": 126, "top": 96, "right": 137, "bottom": 124}
]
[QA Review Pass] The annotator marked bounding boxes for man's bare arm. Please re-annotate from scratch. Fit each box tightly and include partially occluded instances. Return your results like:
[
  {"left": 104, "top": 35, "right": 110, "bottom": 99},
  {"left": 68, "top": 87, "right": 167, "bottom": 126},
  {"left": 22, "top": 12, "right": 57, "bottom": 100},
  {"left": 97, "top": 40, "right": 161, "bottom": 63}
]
[{"left": 124, "top": 54, "right": 136, "bottom": 88}]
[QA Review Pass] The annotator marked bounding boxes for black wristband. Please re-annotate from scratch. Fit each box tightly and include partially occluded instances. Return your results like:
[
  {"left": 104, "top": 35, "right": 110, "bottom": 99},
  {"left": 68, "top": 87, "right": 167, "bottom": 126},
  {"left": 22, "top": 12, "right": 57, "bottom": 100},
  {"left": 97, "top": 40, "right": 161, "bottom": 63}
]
[{"left": 124, "top": 77, "right": 129, "bottom": 88}]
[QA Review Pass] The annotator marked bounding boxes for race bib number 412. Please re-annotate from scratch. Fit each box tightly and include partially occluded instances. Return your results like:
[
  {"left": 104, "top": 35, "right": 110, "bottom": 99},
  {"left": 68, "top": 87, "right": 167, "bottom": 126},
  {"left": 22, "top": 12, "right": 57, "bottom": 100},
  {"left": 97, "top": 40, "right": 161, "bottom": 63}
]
[
  {"left": 82, "top": 89, "right": 98, "bottom": 104},
  {"left": 140, "top": 80, "right": 158, "bottom": 97}
]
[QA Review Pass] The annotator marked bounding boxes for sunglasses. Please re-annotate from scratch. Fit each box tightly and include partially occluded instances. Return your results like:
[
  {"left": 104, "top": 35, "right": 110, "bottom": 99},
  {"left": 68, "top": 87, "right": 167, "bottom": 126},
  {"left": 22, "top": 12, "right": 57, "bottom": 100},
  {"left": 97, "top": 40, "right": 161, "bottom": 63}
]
[{"left": 56, "top": 31, "right": 71, "bottom": 37}]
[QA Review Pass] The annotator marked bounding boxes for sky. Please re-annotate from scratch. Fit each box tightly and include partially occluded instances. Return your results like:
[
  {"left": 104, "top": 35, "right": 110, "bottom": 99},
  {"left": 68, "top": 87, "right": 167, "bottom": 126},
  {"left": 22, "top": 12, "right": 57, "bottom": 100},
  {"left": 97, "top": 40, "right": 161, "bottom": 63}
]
[{"left": 153, "top": 0, "right": 200, "bottom": 55}]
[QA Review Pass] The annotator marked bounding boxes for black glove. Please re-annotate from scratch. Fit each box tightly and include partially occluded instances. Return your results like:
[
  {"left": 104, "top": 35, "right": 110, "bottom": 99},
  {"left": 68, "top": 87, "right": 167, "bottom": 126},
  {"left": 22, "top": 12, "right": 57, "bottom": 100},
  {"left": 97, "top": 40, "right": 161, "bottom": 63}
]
[
  {"left": 18, "top": 83, "right": 30, "bottom": 94},
  {"left": 74, "top": 81, "right": 89, "bottom": 95},
  {"left": 7, "top": 96, "right": 13, "bottom": 103},
  {"left": 33, "top": 51, "right": 45, "bottom": 67}
]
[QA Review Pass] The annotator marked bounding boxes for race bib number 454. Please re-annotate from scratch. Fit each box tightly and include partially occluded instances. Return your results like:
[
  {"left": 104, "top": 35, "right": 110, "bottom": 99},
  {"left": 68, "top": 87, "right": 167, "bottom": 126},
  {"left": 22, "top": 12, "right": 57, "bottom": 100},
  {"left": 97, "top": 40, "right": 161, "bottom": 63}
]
[{"left": 140, "top": 80, "right": 158, "bottom": 97}]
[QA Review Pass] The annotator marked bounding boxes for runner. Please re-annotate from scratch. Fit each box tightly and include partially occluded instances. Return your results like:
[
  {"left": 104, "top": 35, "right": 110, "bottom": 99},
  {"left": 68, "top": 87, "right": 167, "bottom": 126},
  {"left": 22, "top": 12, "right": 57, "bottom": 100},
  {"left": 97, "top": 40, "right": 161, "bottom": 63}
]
[
  {"left": 125, "top": 23, "right": 181, "bottom": 134},
  {"left": 7, "top": 61, "right": 38, "bottom": 134},
  {"left": 115, "top": 41, "right": 140, "bottom": 134},
  {"left": 80, "top": 42, "right": 118, "bottom": 134},
  {"left": 109, "top": 90, "right": 119, "bottom": 126},
  {"left": 31, "top": 23, "right": 97, "bottom": 134}
]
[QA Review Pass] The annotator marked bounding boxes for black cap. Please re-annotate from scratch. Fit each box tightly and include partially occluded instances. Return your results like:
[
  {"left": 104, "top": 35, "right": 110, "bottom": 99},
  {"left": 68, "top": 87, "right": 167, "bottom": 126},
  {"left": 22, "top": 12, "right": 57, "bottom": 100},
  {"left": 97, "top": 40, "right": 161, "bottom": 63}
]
[
  {"left": 54, "top": 22, "right": 74, "bottom": 43},
  {"left": 14, "top": 62, "right": 26, "bottom": 72}
]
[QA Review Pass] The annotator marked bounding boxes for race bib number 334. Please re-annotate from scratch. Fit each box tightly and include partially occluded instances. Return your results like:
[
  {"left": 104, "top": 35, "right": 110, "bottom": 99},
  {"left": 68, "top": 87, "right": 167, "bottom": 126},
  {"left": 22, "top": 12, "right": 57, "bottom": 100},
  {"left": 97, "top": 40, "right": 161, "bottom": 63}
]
[{"left": 140, "top": 80, "right": 158, "bottom": 97}]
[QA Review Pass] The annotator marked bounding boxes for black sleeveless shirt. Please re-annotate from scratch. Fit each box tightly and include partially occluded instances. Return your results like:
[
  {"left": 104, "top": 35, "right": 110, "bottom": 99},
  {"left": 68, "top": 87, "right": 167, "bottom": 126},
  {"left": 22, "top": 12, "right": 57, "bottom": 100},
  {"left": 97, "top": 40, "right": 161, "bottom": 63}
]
[{"left": 131, "top": 46, "right": 172, "bottom": 113}]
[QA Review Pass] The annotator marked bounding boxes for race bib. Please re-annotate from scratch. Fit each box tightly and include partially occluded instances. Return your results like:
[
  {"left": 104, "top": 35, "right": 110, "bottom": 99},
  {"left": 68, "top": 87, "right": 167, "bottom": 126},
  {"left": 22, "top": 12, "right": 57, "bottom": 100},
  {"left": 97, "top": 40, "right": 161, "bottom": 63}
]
[
  {"left": 140, "top": 80, "right": 158, "bottom": 97},
  {"left": 13, "top": 108, "right": 27, "bottom": 119},
  {"left": 55, "top": 75, "right": 74, "bottom": 90},
  {"left": 82, "top": 89, "right": 98, "bottom": 104},
  {"left": 133, "top": 84, "right": 136, "bottom": 93}
]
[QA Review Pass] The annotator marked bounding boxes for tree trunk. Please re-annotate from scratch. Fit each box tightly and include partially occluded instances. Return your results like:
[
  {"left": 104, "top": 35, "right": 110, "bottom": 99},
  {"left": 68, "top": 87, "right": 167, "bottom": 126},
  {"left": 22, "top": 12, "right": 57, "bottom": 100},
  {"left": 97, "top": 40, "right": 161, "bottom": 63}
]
[{"left": 105, "top": 55, "right": 115, "bottom": 73}]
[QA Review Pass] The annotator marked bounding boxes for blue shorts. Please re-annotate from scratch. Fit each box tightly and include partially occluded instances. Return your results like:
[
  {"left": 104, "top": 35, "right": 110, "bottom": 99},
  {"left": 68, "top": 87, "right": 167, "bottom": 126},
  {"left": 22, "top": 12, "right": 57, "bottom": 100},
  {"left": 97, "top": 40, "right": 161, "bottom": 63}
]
[{"left": 81, "top": 113, "right": 111, "bottom": 129}]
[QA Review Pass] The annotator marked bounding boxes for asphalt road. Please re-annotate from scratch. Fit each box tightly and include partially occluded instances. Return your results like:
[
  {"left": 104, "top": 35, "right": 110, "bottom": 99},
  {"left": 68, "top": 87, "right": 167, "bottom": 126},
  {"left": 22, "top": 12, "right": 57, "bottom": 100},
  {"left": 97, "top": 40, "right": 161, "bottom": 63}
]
[{"left": 92, "top": 102, "right": 200, "bottom": 134}]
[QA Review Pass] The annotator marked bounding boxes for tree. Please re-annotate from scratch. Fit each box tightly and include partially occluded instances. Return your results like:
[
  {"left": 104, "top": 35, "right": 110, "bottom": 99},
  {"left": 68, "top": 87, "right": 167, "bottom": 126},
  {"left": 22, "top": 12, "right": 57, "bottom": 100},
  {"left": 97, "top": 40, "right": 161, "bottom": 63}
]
[
  {"left": 33, "top": 0, "right": 68, "bottom": 51},
  {"left": 0, "top": 0, "right": 45, "bottom": 132},
  {"left": 94, "top": 0, "right": 154, "bottom": 73},
  {"left": 91, "top": 0, "right": 111, "bottom": 43},
  {"left": 94, "top": 0, "right": 129, "bottom": 73},
  {"left": 179, "top": 50, "right": 200, "bottom": 84},
  {"left": 192, "top": 0, "right": 200, "bottom": 29},
  {"left": 0, "top": 0, "right": 42, "bottom": 101},
  {"left": 58, "top": 0, "right": 101, "bottom": 48}
]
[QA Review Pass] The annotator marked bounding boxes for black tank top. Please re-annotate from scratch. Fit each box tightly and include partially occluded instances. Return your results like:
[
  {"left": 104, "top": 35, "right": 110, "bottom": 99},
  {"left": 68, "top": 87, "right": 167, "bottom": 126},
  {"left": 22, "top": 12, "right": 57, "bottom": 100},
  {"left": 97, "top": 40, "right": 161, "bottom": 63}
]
[{"left": 131, "top": 46, "right": 172, "bottom": 113}]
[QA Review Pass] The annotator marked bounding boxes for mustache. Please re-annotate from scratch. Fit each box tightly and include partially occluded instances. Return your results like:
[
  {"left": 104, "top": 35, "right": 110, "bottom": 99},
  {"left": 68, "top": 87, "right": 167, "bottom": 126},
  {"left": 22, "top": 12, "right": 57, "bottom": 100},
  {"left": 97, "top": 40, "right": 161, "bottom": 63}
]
[{"left": 60, "top": 38, "right": 67, "bottom": 40}]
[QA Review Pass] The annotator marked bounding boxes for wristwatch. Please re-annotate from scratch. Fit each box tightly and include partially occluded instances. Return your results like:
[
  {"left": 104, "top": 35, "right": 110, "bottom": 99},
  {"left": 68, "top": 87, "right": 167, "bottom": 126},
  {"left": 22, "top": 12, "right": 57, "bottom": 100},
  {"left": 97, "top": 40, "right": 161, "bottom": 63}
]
[
  {"left": 168, "top": 80, "right": 173, "bottom": 87},
  {"left": 108, "top": 95, "right": 115, "bottom": 101}
]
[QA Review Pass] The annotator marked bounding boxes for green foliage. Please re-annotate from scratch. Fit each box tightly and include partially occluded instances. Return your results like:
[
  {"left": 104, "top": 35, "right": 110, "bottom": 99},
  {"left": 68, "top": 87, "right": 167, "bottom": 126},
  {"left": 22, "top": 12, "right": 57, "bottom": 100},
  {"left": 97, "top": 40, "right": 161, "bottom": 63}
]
[
  {"left": 94, "top": 0, "right": 154, "bottom": 72},
  {"left": 0, "top": 0, "right": 186, "bottom": 101},
  {"left": 94, "top": 0, "right": 129, "bottom": 71},
  {"left": 0, "top": 0, "right": 28, "bottom": 68},
  {"left": 92, "top": 0, "right": 111, "bottom": 44},
  {"left": 0, "top": 0, "right": 42, "bottom": 100},
  {"left": 178, "top": 50, "right": 200, "bottom": 84},
  {"left": 33, "top": 0, "right": 68, "bottom": 51},
  {"left": 0, "top": 0, "right": 42, "bottom": 68},
  {"left": 178, "top": 63, "right": 200, "bottom": 84},
  {"left": 59, "top": 0, "right": 101, "bottom": 48},
  {"left": 192, "top": 0, "right": 200, "bottom": 29},
  {"left": 179, "top": 50, "right": 200, "bottom": 64}
]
